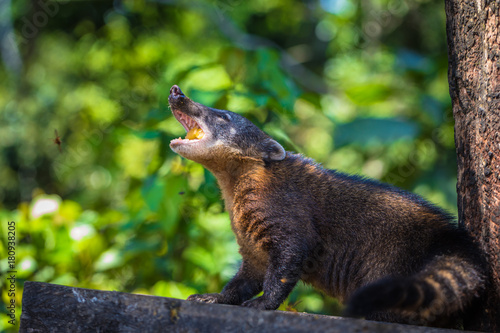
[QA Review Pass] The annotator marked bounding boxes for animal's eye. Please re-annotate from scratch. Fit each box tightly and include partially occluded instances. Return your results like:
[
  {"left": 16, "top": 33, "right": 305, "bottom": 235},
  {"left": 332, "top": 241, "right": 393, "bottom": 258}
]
[{"left": 217, "top": 113, "right": 231, "bottom": 121}]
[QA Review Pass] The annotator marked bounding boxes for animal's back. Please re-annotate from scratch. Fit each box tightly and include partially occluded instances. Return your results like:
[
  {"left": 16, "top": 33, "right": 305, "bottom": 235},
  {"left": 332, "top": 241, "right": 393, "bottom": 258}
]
[{"left": 232, "top": 153, "right": 485, "bottom": 326}]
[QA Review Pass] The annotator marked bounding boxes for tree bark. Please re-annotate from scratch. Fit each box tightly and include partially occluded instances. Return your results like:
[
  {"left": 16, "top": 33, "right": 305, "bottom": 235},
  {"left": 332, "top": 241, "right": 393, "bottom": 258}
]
[{"left": 445, "top": 0, "right": 500, "bottom": 331}]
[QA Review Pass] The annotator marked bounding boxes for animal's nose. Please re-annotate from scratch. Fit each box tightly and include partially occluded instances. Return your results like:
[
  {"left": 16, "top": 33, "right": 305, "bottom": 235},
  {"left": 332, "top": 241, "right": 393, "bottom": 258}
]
[{"left": 170, "top": 85, "right": 184, "bottom": 97}]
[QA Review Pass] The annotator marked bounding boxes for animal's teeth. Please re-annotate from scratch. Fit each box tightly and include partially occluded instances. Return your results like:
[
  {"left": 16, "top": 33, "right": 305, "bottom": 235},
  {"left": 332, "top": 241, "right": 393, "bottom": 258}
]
[{"left": 175, "top": 111, "right": 199, "bottom": 131}]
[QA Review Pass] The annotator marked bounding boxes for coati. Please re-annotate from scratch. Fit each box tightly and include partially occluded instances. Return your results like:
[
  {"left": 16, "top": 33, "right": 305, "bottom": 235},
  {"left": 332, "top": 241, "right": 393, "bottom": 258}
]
[{"left": 167, "top": 85, "right": 486, "bottom": 327}]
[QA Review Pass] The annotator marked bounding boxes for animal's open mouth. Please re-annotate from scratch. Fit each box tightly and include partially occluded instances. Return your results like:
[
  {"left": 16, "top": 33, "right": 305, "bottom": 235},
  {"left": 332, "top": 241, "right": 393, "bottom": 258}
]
[{"left": 170, "top": 110, "right": 205, "bottom": 145}]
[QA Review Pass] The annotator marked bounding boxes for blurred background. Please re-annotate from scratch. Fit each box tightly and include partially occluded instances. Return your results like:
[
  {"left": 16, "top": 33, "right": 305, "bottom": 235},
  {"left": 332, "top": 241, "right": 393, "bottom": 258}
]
[{"left": 0, "top": 0, "right": 456, "bottom": 330}]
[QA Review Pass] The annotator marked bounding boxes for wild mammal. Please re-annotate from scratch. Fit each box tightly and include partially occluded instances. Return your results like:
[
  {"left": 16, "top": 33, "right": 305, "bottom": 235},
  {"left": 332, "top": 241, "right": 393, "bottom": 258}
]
[{"left": 167, "top": 85, "right": 486, "bottom": 327}]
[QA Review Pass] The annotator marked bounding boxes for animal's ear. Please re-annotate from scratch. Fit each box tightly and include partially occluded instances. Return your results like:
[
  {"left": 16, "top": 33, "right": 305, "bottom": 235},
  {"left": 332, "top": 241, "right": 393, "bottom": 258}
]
[{"left": 259, "top": 138, "right": 286, "bottom": 161}]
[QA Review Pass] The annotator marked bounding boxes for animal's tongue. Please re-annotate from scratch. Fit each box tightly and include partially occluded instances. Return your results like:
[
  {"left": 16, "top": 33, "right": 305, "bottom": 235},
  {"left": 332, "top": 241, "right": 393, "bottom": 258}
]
[{"left": 186, "top": 126, "right": 205, "bottom": 140}]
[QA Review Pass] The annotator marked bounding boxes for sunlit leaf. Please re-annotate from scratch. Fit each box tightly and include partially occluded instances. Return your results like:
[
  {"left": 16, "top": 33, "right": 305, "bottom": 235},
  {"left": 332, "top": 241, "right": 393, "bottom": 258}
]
[
  {"left": 151, "top": 281, "right": 198, "bottom": 299},
  {"left": 94, "top": 249, "right": 124, "bottom": 271},
  {"left": 344, "top": 83, "right": 393, "bottom": 106}
]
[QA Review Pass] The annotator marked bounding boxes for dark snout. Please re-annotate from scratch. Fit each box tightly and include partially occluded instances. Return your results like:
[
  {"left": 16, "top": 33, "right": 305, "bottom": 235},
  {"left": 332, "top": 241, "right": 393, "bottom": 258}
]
[
  {"left": 168, "top": 85, "right": 187, "bottom": 108},
  {"left": 170, "top": 85, "right": 184, "bottom": 97}
]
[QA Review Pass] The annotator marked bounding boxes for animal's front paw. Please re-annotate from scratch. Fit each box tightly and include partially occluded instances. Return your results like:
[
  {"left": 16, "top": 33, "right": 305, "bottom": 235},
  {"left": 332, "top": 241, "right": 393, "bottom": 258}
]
[
  {"left": 241, "top": 296, "right": 277, "bottom": 310},
  {"left": 187, "top": 293, "right": 224, "bottom": 304}
]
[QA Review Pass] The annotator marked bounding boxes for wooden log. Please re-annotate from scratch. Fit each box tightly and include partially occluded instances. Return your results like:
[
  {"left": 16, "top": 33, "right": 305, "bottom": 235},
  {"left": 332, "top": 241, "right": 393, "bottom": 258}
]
[{"left": 20, "top": 281, "right": 469, "bottom": 333}]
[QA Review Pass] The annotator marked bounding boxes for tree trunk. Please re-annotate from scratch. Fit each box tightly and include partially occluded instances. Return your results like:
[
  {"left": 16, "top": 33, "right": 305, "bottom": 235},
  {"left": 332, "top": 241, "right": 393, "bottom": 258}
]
[{"left": 445, "top": 0, "right": 500, "bottom": 331}]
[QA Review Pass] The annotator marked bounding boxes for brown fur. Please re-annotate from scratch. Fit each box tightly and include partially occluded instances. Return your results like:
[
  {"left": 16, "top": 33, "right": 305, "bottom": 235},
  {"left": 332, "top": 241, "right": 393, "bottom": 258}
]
[{"left": 167, "top": 85, "right": 487, "bottom": 328}]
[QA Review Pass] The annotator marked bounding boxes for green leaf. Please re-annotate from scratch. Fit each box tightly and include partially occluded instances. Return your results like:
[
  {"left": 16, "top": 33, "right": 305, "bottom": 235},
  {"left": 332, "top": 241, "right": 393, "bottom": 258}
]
[
  {"left": 344, "top": 83, "right": 392, "bottom": 106},
  {"left": 182, "top": 246, "right": 217, "bottom": 274},
  {"left": 152, "top": 281, "right": 198, "bottom": 299},
  {"left": 334, "top": 118, "right": 419, "bottom": 148},
  {"left": 141, "top": 175, "right": 165, "bottom": 212},
  {"left": 188, "top": 89, "right": 225, "bottom": 107},
  {"left": 124, "top": 237, "right": 161, "bottom": 255}
]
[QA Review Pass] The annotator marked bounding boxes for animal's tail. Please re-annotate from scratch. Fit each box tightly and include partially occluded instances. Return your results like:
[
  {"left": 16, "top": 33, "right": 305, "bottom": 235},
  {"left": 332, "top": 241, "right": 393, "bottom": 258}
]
[{"left": 344, "top": 255, "right": 486, "bottom": 325}]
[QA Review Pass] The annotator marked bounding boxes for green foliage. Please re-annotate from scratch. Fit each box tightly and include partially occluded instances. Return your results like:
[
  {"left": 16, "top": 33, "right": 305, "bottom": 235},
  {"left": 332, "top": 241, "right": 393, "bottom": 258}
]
[{"left": 0, "top": 0, "right": 455, "bottom": 330}]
